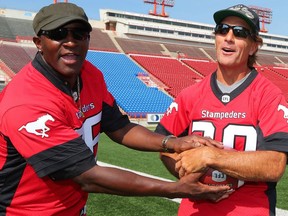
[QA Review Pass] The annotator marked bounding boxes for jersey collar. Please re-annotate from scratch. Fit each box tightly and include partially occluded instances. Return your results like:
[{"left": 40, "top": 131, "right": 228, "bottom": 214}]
[{"left": 210, "top": 69, "right": 258, "bottom": 105}]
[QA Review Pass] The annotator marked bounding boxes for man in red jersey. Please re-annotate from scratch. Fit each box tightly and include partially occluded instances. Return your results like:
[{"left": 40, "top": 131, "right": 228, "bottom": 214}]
[
  {"left": 0, "top": 2, "right": 231, "bottom": 216},
  {"left": 155, "top": 4, "right": 288, "bottom": 216}
]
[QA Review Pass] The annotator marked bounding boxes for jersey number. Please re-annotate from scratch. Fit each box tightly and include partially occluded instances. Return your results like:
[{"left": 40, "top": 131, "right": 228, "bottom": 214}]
[
  {"left": 192, "top": 121, "right": 257, "bottom": 151},
  {"left": 76, "top": 112, "right": 101, "bottom": 152}
]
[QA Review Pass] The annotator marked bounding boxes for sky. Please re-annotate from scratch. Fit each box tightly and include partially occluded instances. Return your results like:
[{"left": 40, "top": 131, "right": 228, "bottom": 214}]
[{"left": 0, "top": 0, "right": 287, "bottom": 36}]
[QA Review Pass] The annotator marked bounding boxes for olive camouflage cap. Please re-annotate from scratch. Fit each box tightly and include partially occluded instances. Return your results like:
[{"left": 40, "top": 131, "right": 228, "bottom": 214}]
[{"left": 213, "top": 4, "right": 260, "bottom": 34}]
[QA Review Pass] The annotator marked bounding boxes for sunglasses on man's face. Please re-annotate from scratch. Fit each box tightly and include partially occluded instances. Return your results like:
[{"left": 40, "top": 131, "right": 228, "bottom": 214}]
[
  {"left": 214, "top": 23, "right": 253, "bottom": 39},
  {"left": 40, "top": 28, "right": 90, "bottom": 41}
]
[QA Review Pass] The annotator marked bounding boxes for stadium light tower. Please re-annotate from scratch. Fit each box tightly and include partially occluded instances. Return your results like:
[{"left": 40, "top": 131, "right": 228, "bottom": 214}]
[
  {"left": 144, "top": 0, "right": 175, "bottom": 17},
  {"left": 249, "top": 5, "right": 272, "bottom": 33},
  {"left": 54, "top": 0, "right": 68, "bottom": 3}
]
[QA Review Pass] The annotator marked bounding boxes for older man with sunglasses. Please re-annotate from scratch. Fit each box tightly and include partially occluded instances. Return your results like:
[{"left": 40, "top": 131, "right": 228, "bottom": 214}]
[
  {"left": 155, "top": 4, "right": 288, "bottom": 216},
  {"left": 0, "top": 2, "right": 234, "bottom": 215}
]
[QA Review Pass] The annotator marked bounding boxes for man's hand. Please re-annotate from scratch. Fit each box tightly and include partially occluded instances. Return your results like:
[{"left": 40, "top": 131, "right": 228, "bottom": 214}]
[
  {"left": 176, "top": 146, "right": 217, "bottom": 178},
  {"left": 171, "top": 135, "right": 223, "bottom": 153},
  {"left": 176, "top": 172, "right": 232, "bottom": 202}
]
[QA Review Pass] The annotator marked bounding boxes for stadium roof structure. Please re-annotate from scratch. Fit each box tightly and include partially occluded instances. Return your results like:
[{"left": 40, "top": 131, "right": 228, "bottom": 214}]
[
  {"left": 99, "top": 9, "right": 288, "bottom": 55},
  {"left": 1, "top": 7, "right": 288, "bottom": 55}
]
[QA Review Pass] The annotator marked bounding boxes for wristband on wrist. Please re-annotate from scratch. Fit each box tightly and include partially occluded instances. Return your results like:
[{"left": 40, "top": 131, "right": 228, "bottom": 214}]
[{"left": 162, "top": 135, "right": 176, "bottom": 152}]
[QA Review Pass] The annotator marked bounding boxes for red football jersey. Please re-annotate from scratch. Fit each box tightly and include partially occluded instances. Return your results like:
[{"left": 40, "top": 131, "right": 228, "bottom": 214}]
[
  {"left": 157, "top": 70, "right": 288, "bottom": 216},
  {"left": 0, "top": 54, "right": 129, "bottom": 215}
]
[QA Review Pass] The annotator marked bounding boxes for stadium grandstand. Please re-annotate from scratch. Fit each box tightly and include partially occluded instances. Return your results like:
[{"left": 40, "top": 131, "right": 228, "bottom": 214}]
[{"left": 1, "top": 6, "right": 288, "bottom": 123}]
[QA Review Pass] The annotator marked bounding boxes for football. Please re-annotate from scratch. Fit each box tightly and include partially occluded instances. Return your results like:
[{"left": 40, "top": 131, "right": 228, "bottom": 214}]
[{"left": 200, "top": 168, "right": 244, "bottom": 190}]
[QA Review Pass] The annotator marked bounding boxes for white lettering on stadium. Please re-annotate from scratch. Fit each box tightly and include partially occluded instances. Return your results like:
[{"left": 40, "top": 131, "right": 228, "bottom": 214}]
[{"left": 202, "top": 110, "right": 246, "bottom": 119}]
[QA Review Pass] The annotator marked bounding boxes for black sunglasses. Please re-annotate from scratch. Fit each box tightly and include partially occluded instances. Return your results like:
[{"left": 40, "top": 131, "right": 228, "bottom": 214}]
[
  {"left": 214, "top": 24, "right": 253, "bottom": 39},
  {"left": 40, "top": 28, "right": 90, "bottom": 41}
]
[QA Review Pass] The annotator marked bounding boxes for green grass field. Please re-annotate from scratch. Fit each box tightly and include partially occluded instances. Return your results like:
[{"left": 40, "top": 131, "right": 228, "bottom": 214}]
[{"left": 87, "top": 133, "right": 288, "bottom": 215}]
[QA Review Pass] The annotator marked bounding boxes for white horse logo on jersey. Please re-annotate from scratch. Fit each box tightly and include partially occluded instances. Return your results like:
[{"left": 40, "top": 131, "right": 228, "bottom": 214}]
[
  {"left": 278, "top": 104, "right": 288, "bottom": 122},
  {"left": 18, "top": 114, "right": 55, "bottom": 138},
  {"left": 166, "top": 102, "right": 178, "bottom": 116}
]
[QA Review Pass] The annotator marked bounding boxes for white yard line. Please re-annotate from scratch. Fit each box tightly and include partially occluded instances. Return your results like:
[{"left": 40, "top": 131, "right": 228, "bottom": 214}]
[{"left": 97, "top": 161, "right": 288, "bottom": 215}]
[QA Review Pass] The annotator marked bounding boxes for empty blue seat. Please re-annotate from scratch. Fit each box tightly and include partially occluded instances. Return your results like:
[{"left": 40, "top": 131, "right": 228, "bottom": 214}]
[{"left": 86, "top": 51, "right": 173, "bottom": 115}]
